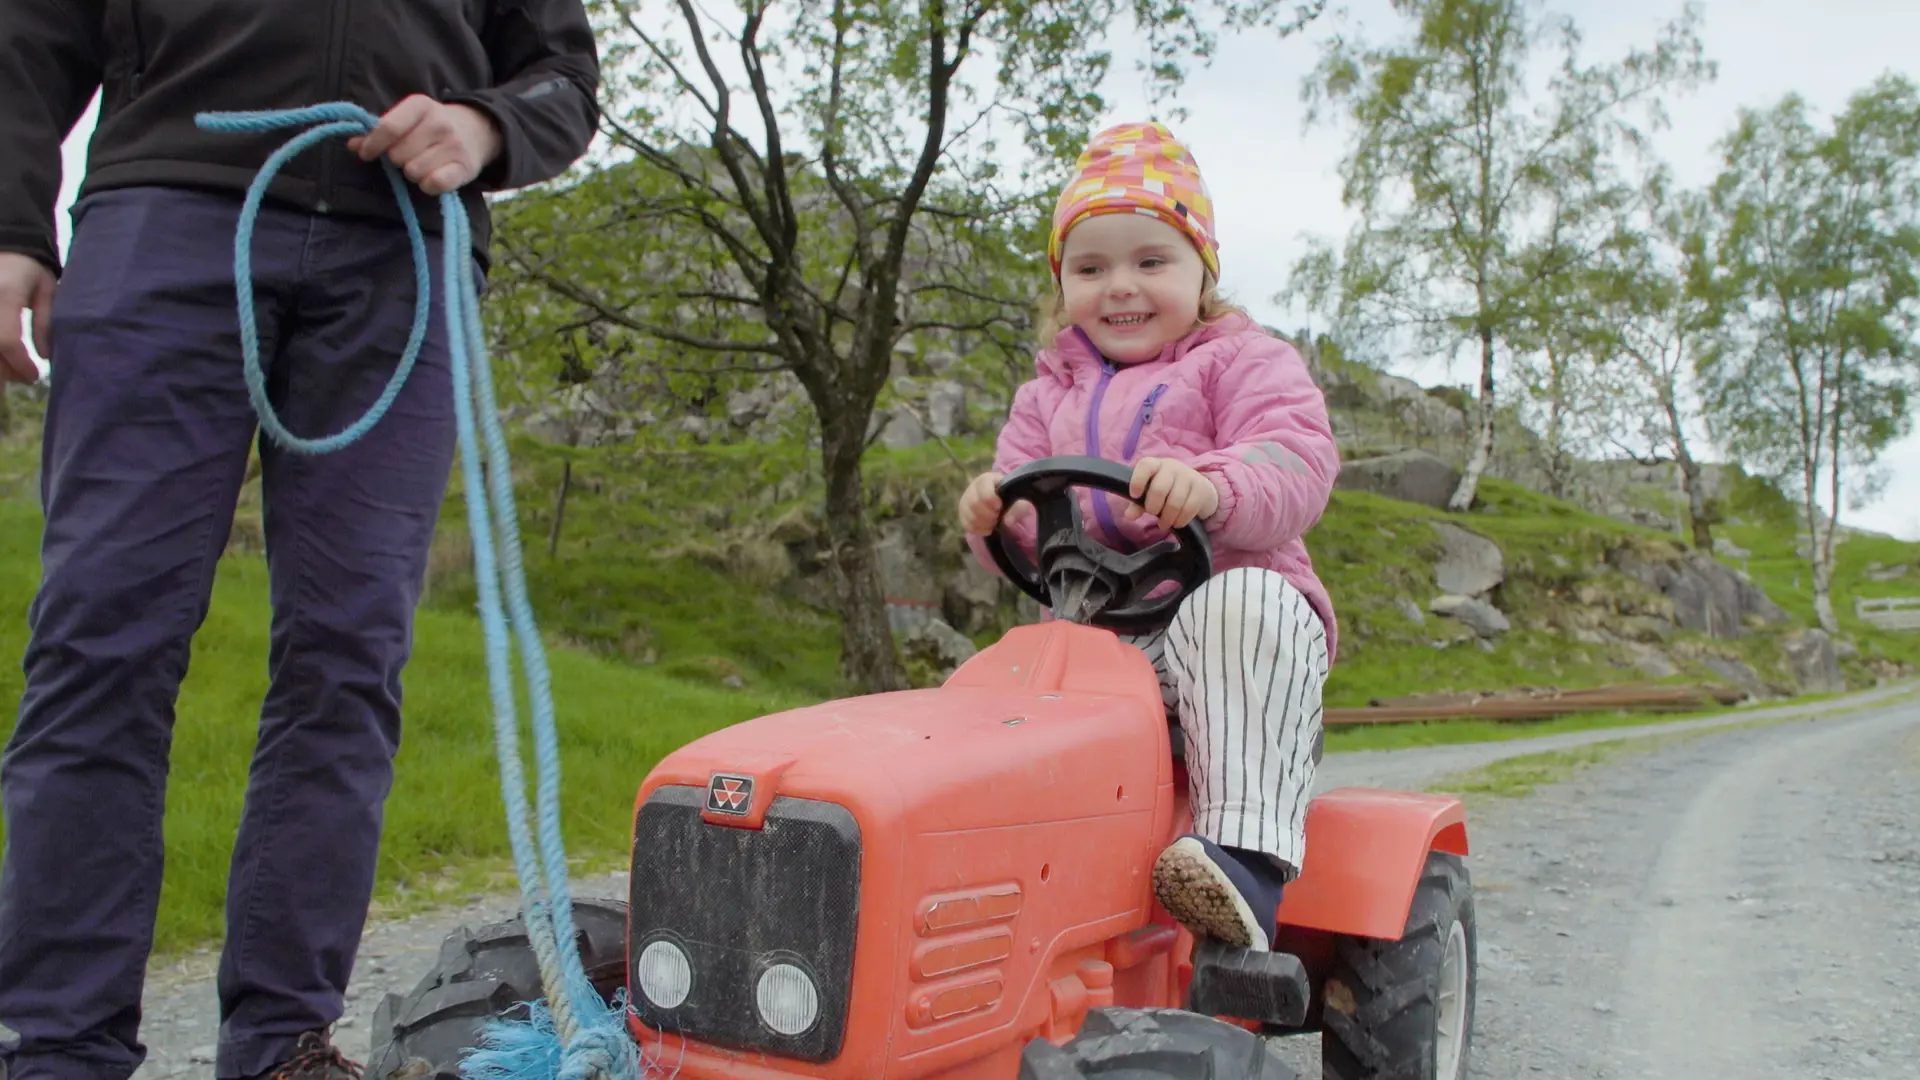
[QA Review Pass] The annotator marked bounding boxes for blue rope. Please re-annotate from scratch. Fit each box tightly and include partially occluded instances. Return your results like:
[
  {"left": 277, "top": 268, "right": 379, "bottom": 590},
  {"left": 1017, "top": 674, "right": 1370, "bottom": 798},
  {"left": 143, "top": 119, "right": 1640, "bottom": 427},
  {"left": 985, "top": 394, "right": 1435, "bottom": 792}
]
[{"left": 194, "top": 103, "right": 640, "bottom": 1080}]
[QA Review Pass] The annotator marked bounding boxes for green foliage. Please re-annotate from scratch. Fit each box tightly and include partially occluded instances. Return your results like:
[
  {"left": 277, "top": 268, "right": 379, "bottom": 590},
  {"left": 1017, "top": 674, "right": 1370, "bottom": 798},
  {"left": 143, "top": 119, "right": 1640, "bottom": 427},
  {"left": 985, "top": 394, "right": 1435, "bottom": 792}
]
[
  {"left": 1695, "top": 74, "right": 1920, "bottom": 626},
  {"left": 1286, "top": 0, "right": 1714, "bottom": 508},
  {"left": 504, "top": 0, "right": 1333, "bottom": 690}
]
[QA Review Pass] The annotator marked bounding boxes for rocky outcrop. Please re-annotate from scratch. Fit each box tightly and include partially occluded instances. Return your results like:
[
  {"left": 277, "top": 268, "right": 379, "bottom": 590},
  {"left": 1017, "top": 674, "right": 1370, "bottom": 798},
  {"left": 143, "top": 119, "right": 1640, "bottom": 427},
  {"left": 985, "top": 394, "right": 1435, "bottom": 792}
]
[
  {"left": 1335, "top": 450, "right": 1462, "bottom": 510},
  {"left": 1606, "top": 547, "right": 1790, "bottom": 640},
  {"left": 1781, "top": 629, "right": 1844, "bottom": 694}
]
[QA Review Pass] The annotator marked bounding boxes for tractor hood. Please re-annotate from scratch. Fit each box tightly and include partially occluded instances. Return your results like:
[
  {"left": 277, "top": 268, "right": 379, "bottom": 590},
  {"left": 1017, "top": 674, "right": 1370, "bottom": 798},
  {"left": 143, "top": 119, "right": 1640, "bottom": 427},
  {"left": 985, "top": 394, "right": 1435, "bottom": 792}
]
[{"left": 635, "top": 621, "right": 1176, "bottom": 835}]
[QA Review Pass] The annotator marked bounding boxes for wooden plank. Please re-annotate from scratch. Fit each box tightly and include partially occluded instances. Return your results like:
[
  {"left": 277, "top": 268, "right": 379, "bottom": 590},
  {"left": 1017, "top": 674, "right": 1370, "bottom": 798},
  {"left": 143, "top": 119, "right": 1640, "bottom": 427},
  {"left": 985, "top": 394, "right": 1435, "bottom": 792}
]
[{"left": 1327, "top": 683, "right": 1746, "bottom": 727}]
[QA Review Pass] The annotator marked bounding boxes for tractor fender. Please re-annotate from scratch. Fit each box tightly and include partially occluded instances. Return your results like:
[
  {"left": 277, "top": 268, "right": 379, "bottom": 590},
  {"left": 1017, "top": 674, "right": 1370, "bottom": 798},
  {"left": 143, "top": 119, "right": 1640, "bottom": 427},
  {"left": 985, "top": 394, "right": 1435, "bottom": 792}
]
[{"left": 1277, "top": 787, "right": 1469, "bottom": 941}]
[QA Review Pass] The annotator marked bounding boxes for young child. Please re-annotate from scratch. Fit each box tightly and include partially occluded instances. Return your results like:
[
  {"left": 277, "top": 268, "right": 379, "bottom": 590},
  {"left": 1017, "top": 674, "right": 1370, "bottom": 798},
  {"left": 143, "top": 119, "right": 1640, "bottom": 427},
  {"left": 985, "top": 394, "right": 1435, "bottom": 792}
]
[{"left": 957, "top": 121, "right": 1340, "bottom": 952}]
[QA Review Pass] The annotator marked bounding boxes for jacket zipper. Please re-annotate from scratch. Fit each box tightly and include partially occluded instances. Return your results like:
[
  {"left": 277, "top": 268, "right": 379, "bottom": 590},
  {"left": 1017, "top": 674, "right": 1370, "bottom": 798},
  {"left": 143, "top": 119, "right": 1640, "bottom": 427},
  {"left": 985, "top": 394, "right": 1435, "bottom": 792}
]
[
  {"left": 1075, "top": 327, "right": 1133, "bottom": 552},
  {"left": 1121, "top": 384, "right": 1170, "bottom": 461},
  {"left": 127, "top": 0, "right": 148, "bottom": 97},
  {"left": 315, "top": 0, "right": 353, "bottom": 211}
]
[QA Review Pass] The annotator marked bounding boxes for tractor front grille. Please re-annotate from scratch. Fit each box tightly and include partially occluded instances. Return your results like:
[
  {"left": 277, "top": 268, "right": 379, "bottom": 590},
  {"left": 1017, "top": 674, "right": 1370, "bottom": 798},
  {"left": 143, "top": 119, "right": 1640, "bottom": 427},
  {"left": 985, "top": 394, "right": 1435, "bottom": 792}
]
[{"left": 627, "top": 785, "right": 861, "bottom": 1062}]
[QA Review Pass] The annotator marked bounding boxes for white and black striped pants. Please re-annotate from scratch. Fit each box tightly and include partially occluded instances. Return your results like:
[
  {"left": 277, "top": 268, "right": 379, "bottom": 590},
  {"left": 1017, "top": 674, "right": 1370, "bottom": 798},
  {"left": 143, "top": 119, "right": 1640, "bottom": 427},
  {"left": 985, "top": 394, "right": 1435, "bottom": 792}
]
[{"left": 1119, "top": 567, "right": 1330, "bottom": 877}]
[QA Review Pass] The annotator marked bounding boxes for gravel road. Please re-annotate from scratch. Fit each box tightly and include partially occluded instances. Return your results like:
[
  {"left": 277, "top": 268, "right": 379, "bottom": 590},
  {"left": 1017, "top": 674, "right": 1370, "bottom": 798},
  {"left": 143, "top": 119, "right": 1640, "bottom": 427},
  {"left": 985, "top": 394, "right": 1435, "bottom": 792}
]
[{"left": 118, "top": 681, "right": 1918, "bottom": 1080}]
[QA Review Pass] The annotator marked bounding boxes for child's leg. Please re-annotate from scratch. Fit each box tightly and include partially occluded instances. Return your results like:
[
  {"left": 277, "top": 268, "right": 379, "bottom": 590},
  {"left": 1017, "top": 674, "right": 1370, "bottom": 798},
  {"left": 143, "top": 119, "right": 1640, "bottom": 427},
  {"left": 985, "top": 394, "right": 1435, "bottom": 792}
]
[{"left": 1144, "top": 567, "right": 1329, "bottom": 949}]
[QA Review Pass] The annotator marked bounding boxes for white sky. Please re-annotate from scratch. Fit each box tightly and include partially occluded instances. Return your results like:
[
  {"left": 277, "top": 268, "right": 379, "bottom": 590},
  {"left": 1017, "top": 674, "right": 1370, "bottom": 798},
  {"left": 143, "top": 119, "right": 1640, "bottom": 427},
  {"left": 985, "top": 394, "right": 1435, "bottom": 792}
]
[{"left": 34, "top": 0, "right": 1920, "bottom": 536}]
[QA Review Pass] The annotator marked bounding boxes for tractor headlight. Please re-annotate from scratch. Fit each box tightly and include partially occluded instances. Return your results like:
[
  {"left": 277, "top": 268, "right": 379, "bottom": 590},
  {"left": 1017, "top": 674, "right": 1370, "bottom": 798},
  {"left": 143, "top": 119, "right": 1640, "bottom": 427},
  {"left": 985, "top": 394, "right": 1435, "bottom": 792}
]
[
  {"left": 636, "top": 939, "right": 692, "bottom": 1009},
  {"left": 755, "top": 962, "right": 820, "bottom": 1035}
]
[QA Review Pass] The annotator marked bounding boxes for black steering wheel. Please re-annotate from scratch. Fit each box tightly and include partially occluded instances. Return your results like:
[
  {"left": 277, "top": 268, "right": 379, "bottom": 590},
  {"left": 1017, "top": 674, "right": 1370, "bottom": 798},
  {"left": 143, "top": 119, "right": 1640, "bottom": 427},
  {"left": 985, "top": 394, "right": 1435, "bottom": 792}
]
[{"left": 980, "top": 455, "right": 1212, "bottom": 634}]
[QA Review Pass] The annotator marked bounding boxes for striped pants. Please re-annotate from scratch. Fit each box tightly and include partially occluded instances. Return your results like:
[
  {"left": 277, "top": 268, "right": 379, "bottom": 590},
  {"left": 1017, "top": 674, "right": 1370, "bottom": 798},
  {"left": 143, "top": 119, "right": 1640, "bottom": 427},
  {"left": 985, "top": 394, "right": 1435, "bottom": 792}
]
[{"left": 1120, "top": 567, "right": 1330, "bottom": 876}]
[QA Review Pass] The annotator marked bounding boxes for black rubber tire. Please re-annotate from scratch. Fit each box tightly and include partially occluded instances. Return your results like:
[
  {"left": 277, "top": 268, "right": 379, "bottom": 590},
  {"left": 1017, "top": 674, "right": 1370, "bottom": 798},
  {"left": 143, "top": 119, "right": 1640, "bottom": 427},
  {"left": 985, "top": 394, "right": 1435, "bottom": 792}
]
[
  {"left": 1320, "top": 852, "right": 1476, "bottom": 1080},
  {"left": 366, "top": 898, "right": 630, "bottom": 1080},
  {"left": 1019, "top": 1007, "right": 1299, "bottom": 1079}
]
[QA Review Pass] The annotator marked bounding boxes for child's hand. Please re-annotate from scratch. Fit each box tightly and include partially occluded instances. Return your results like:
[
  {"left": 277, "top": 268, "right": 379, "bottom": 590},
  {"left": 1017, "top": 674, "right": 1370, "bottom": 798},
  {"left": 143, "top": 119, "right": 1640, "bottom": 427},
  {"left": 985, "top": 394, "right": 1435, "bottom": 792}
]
[
  {"left": 958, "top": 471, "right": 1034, "bottom": 536},
  {"left": 1126, "top": 457, "right": 1220, "bottom": 528}
]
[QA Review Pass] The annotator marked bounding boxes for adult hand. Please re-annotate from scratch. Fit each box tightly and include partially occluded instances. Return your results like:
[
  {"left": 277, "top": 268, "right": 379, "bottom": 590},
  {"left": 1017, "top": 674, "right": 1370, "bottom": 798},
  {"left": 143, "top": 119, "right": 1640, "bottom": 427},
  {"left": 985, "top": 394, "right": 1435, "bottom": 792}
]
[
  {"left": 1125, "top": 457, "right": 1219, "bottom": 529},
  {"left": 348, "top": 95, "right": 503, "bottom": 195},
  {"left": 0, "top": 252, "right": 54, "bottom": 383}
]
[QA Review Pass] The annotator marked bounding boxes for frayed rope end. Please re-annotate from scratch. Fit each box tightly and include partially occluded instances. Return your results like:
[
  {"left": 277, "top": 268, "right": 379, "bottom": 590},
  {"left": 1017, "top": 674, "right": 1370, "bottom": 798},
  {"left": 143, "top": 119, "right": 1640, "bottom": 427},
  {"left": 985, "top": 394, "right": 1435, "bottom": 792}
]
[{"left": 458, "top": 991, "right": 657, "bottom": 1080}]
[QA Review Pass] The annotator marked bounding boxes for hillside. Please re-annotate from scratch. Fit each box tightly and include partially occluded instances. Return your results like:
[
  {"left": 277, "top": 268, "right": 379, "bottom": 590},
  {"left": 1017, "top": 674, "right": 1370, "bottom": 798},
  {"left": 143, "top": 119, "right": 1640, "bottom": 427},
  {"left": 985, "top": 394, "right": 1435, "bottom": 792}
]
[
  {"left": 0, "top": 344, "right": 1916, "bottom": 959},
  {"left": 424, "top": 431, "right": 1917, "bottom": 708}
]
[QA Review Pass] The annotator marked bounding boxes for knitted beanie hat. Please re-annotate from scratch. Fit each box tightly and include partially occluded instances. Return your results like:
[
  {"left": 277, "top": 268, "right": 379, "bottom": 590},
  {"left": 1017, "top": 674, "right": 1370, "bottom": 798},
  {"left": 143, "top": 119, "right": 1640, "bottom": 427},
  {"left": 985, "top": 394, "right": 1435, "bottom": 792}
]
[{"left": 1048, "top": 121, "right": 1220, "bottom": 279}]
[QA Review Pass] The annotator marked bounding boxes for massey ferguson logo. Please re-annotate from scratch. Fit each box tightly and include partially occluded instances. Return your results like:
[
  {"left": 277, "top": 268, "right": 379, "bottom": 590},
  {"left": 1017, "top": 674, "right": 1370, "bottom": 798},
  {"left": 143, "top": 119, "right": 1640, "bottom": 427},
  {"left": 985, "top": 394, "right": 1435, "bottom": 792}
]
[{"left": 707, "top": 773, "right": 753, "bottom": 815}]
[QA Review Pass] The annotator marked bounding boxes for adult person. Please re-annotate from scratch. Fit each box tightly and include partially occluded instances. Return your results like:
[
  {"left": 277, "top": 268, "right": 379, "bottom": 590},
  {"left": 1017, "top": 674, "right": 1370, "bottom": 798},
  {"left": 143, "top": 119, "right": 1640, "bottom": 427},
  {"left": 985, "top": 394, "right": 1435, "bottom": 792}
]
[{"left": 0, "top": 2, "right": 600, "bottom": 1079}]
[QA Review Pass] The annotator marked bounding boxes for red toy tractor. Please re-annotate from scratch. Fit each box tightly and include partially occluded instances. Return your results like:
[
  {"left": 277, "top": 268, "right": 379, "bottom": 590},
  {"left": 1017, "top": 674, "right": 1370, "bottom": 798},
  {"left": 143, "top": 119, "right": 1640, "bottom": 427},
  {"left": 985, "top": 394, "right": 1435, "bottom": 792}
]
[{"left": 370, "top": 458, "right": 1476, "bottom": 1080}]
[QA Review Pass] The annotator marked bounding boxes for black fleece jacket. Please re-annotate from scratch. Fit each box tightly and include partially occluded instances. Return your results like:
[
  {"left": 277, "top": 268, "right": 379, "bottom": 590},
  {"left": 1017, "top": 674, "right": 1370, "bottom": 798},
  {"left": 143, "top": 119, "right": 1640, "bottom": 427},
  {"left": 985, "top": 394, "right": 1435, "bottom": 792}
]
[{"left": 0, "top": 0, "right": 601, "bottom": 275}]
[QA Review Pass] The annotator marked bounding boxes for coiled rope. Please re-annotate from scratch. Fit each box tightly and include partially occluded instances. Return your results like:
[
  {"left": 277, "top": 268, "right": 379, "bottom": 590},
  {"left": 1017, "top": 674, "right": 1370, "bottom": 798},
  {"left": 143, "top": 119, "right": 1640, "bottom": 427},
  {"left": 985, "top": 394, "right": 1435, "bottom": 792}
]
[{"left": 194, "top": 102, "right": 640, "bottom": 1080}]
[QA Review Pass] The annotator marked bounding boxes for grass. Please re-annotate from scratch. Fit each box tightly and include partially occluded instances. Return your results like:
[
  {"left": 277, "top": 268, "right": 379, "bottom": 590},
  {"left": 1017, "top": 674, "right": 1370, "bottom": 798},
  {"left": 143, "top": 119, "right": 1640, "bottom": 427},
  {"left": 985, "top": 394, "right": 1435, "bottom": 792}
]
[
  {"left": 0, "top": 407, "right": 1910, "bottom": 960},
  {"left": 0, "top": 489, "right": 819, "bottom": 957},
  {"left": 1303, "top": 479, "right": 1699, "bottom": 706}
]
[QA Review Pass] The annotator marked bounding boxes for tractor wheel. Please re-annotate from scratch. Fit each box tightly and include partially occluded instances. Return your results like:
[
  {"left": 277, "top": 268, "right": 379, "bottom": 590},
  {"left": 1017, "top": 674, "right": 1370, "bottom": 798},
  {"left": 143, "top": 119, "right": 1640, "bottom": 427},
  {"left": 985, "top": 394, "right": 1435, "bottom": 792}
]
[
  {"left": 1320, "top": 852, "right": 1475, "bottom": 1080},
  {"left": 1018, "top": 1007, "right": 1298, "bottom": 1079},
  {"left": 365, "top": 898, "right": 630, "bottom": 1080}
]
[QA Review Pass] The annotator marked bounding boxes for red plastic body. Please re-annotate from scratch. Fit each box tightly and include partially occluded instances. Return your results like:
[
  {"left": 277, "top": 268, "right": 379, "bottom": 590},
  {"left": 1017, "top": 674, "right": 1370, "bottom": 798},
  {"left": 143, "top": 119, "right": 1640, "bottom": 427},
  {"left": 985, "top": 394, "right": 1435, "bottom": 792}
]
[{"left": 626, "top": 621, "right": 1469, "bottom": 1078}]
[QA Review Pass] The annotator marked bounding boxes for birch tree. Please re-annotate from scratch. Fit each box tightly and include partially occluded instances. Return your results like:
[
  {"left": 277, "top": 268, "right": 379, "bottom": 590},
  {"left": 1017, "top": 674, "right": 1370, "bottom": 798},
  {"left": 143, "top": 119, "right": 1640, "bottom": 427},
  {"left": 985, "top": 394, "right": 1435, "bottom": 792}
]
[
  {"left": 1697, "top": 75, "right": 1920, "bottom": 631},
  {"left": 1574, "top": 168, "right": 1725, "bottom": 549},
  {"left": 1290, "top": 0, "right": 1712, "bottom": 510}
]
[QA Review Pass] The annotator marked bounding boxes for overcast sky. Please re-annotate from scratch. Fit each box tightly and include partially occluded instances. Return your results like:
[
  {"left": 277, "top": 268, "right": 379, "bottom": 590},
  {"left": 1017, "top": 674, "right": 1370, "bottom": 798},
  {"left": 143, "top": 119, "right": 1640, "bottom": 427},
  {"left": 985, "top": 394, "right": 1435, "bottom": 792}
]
[{"left": 36, "top": 0, "right": 1920, "bottom": 536}]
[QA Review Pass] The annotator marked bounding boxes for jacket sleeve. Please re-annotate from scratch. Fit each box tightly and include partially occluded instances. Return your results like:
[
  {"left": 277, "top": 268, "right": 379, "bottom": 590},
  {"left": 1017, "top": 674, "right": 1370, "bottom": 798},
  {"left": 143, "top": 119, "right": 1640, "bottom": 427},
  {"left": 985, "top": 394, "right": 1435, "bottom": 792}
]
[
  {"left": 0, "top": 0, "right": 104, "bottom": 274},
  {"left": 451, "top": 0, "right": 602, "bottom": 193},
  {"left": 1190, "top": 334, "right": 1341, "bottom": 551},
  {"left": 965, "top": 377, "right": 1055, "bottom": 576}
]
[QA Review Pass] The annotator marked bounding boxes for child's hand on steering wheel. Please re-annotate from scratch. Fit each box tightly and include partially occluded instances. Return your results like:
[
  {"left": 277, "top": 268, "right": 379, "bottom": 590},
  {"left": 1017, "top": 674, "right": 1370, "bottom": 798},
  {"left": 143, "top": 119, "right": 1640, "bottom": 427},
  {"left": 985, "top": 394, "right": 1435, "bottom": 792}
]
[
  {"left": 958, "top": 471, "right": 1034, "bottom": 536},
  {"left": 1126, "top": 457, "right": 1219, "bottom": 529}
]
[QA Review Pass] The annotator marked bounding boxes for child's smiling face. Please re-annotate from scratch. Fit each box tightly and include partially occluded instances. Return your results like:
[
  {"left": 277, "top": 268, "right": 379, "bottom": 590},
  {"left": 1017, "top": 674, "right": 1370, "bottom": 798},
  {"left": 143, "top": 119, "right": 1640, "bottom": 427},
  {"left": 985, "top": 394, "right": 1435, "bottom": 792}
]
[{"left": 1059, "top": 213, "right": 1206, "bottom": 364}]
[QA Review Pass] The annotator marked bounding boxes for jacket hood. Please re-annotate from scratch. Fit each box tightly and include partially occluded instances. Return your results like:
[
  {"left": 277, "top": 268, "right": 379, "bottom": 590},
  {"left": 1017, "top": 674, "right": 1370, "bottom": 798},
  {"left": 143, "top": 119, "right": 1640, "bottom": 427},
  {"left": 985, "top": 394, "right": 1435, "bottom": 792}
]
[{"left": 1035, "top": 312, "right": 1263, "bottom": 384}]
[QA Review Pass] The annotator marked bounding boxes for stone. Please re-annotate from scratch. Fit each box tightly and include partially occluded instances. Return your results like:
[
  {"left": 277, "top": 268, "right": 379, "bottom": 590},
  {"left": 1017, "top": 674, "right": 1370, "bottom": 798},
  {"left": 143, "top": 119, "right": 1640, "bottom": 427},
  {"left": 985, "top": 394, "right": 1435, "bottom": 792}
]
[
  {"left": 1699, "top": 655, "right": 1768, "bottom": 697},
  {"left": 1782, "top": 628, "right": 1844, "bottom": 693},
  {"left": 879, "top": 404, "right": 926, "bottom": 450},
  {"left": 875, "top": 523, "right": 940, "bottom": 604},
  {"left": 1623, "top": 643, "right": 1679, "bottom": 678},
  {"left": 943, "top": 561, "right": 1010, "bottom": 635},
  {"left": 1714, "top": 536, "right": 1751, "bottom": 560},
  {"left": 1394, "top": 595, "right": 1427, "bottom": 626},
  {"left": 925, "top": 380, "right": 967, "bottom": 438},
  {"left": 1335, "top": 450, "right": 1462, "bottom": 510},
  {"left": 1431, "top": 522, "right": 1505, "bottom": 598},
  {"left": 1429, "top": 594, "right": 1510, "bottom": 636},
  {"left": 899, "top": 617, "right": 980, "bottom": 682},
  {"left": 1619, "top": 615, "right": 1677, "bottom": 643}
]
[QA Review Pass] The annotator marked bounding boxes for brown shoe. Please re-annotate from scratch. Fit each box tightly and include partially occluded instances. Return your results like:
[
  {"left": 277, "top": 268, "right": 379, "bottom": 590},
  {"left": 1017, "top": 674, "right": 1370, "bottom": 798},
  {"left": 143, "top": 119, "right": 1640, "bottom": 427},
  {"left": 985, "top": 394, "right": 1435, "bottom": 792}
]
[{"left": 246, "top": 1031, "right": 365, "bottom": 1080}]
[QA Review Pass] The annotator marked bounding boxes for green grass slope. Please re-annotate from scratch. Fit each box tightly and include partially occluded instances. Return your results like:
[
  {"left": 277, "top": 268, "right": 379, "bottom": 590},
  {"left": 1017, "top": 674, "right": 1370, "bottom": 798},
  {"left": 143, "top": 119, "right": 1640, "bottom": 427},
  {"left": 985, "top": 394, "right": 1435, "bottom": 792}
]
[
  {"left": 1, "top": 419, "right": 1916, "bottom": 959},
  {"left": 0, "top": 489, "right": 818, "bottom": 956}
]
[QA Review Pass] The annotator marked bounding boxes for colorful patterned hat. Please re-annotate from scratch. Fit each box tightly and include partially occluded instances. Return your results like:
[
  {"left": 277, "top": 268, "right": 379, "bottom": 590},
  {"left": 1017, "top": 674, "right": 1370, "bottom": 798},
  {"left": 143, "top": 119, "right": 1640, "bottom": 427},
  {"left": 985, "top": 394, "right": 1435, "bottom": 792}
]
[{"left": 1048, "top": 121, "right": 1220, "bottom": 279}]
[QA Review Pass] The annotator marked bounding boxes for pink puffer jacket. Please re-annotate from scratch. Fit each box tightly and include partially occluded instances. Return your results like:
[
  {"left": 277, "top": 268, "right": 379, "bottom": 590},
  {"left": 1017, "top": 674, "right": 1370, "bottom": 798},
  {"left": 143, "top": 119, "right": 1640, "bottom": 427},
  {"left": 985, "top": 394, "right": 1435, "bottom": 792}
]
[{"left": 966, "top": 313, "right": 1342, "bottom": 661}]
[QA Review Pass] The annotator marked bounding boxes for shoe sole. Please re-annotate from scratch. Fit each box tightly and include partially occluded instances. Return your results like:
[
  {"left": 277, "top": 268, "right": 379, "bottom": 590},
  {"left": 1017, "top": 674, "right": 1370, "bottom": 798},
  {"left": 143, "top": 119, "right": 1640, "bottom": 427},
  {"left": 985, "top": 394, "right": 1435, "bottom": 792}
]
[{"left": 1152, "top": 837, "right": 1268, "bottom": 951}]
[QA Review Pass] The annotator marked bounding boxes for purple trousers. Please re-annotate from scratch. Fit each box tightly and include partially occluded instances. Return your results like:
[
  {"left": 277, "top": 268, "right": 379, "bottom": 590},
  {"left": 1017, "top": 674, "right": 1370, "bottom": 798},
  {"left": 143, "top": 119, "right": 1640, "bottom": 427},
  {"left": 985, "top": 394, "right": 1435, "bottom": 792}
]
[{"left": 0, "top": 186, "right": 461, "bottom": 1080}]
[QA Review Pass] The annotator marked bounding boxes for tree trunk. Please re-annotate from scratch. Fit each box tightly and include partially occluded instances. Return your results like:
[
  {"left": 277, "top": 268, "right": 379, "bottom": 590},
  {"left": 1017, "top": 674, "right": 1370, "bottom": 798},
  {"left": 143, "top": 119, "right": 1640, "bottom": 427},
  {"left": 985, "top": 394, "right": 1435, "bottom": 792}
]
[
  {"left": 1659, "top": 385, "right": 1712, "bottom": 552},
  {"left": 548, "top": 458, "right": 573, "bottom": 558},
  {"left": 818, "top": 405, "right": 906, "bottom": 694},
  {"left": 1801, "top": 467, "right": 1839, "bottom": 634},
  {"left": 1448, "top": 329, "right": 1496, "bottom": 512},
  {"left": 1681, "top": 462, "right": 1712, "bottom": 552}
]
